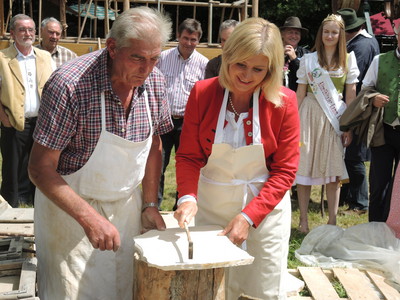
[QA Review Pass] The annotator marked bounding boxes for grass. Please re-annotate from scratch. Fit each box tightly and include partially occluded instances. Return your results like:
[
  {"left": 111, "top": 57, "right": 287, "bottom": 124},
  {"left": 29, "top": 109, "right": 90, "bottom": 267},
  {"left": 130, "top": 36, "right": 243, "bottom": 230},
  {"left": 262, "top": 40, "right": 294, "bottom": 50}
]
[{"left": 160, "top": 150, "right": 369, "bottom": 269}]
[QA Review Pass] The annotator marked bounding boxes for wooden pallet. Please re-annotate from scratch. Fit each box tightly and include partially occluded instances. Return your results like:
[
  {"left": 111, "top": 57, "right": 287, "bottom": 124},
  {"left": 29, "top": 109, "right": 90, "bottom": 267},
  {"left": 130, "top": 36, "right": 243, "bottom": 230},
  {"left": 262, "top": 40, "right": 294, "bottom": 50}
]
[{"left": 288, "top": 267, "right": 400, "bottom": 300}]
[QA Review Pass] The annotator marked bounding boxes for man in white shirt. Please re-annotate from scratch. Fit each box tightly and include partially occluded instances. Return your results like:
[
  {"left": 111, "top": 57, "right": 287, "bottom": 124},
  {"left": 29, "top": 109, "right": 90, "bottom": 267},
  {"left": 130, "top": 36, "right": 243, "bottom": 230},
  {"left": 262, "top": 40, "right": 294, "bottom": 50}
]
[
  {"left": 0, "top": 14, "right": 54, "bottom": 207},
  {"left": 361, "top": 23, "right": 400, "bottom": 222},
  {"left": 156, "top": 18, "right": 208, "bottom": 208}
]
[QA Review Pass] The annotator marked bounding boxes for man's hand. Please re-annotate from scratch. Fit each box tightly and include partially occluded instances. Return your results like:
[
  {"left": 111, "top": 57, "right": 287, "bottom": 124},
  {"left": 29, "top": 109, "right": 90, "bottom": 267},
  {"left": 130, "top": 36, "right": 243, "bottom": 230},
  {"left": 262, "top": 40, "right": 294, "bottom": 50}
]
[
  {"left": 82, "top": 213, "right": 121, "bottom": 252},
  {"left": 284, "top": 45, "right": 297, "bottom": 61},
  {"left": 174, "top": 201, "right": 197, "bottom": 228},
  {"left": 341, "top": 131, "right": 352, "bottom": 147},
  {"left": 141, "top": 207, "right": 166, "bottom": 234},
  {"left": 218, "top": 214, "right": 250, "bottom": 246},
  {"left": 373, "top": 94, "right": 389, "bottom": 108}
]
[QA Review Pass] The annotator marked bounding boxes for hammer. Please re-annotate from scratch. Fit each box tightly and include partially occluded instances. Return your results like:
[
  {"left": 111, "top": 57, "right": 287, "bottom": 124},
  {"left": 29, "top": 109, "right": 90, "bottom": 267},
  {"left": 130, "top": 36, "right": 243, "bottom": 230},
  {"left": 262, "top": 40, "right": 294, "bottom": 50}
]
[{"left": 184, "top": 222, "right": 193, "bottom": 259}]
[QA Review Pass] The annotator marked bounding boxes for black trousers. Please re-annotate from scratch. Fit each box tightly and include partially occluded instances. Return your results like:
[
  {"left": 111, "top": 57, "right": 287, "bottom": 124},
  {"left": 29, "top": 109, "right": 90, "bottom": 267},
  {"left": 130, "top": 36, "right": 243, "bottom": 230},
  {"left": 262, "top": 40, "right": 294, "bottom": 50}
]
[
  {"left": 0, "top": 120, "right": 36, "bottom": 207},
  {"left": 369, "top": 124, "right": 400, "bottom": 222},
  {"left": 158, "top": 118, "right": 183, "bottom": 207}
]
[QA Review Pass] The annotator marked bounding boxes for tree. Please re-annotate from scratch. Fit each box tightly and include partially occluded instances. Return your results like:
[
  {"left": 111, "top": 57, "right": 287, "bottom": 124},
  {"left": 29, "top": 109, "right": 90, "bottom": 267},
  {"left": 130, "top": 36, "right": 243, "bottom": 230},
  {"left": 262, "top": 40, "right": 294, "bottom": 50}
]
[{"left": 259, "top": 0, "right": 331, "bottom": 47}]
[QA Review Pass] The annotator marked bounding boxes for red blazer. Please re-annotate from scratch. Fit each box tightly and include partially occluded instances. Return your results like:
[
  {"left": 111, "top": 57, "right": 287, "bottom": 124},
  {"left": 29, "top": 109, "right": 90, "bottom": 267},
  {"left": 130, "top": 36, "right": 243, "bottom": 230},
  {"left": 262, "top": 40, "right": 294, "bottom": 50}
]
[{"left": 176, "top": 77, "right": 300, "bottom": 227}]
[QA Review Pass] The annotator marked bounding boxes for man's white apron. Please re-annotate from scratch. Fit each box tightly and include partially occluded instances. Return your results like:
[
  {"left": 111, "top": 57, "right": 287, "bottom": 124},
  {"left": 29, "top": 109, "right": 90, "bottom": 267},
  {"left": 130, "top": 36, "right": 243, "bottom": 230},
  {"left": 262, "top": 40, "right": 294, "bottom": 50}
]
[
  {"left": 35, "top": 91, "right": 153, "bottom": 300},
  {"left": 196, "top": 89, "right": 291, "bottom": 300}
]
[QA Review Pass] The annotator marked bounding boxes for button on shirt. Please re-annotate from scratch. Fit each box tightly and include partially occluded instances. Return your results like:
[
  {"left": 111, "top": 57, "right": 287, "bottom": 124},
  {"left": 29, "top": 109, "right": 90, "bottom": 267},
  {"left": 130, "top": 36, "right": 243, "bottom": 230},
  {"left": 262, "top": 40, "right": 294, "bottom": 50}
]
[
  {"left": 15, "top": 45, "right": 40, "bottom": 118},
  {"left": 157, "top": 47, "right": 208, "bottom": 117}
]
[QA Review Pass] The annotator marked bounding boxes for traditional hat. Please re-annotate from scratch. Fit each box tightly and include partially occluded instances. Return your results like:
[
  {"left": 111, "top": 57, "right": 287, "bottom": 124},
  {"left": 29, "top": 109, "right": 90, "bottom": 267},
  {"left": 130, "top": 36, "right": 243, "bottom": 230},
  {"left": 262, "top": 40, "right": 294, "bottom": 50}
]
[
  {"left": 337, "top": 8, "right": 366, "bottom": 31},
  {"left": 280, "top": 16, "right": 308, "bottom": 36}
]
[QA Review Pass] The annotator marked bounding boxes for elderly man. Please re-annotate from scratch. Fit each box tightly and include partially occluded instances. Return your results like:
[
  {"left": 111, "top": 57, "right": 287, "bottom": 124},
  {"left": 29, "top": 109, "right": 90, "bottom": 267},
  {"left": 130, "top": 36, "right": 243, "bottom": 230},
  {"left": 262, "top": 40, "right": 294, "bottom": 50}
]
[
  {"left": 337, "top": 8, "right": 380, "bottom": 215},
  {"left": 35, "top": 17, "right": 77, "bottom": 67},
  {"left": 361, "top": 22, "right": 400, "bottom": 223},
  {"left": 0, "top": 14, "right": 54, "bottom": 207},
  {"left": 157, "top": 18, "right": 208, "bottom": 208},
  {"left": 28, "top": 7, "right": 173, "bottom": 299},
  {"left": 280, "top": 16, "right": 309, "bottom": 91},
  {"left": 205, "top": 19, "right": 239, "bottom": 79}
]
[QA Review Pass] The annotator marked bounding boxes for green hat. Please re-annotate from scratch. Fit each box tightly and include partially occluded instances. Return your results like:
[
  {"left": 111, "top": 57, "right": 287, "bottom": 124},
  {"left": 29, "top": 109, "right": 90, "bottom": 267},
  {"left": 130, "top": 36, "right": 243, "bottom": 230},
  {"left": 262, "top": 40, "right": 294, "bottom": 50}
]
[{"left": 337, "top": 8, "right": 366, "bottom": 31}]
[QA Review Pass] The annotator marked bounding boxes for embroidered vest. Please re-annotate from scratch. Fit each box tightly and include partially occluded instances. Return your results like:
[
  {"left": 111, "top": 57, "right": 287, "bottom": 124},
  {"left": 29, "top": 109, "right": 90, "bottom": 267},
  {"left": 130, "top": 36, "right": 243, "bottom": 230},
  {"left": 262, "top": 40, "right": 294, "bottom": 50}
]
[{"left": 376, "top": 50, "right": 400, "bottom": 124}]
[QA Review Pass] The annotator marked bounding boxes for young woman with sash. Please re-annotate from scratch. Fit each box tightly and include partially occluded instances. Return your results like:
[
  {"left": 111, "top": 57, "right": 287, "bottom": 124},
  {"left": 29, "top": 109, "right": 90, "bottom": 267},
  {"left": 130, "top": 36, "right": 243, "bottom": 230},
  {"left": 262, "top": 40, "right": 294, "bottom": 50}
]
[
  {"left": 173, "top": 18, "right": 300, "bottom": 299},
  {"left": 295, "top": 14, "right": 359, "bottom": 233}
]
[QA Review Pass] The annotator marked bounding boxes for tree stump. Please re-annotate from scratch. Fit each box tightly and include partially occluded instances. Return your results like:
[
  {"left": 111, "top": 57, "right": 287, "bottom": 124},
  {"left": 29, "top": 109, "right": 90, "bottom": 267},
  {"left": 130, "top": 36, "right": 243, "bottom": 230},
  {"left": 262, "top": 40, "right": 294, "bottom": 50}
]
[{"left": 133, "top": 258, "right": 225, "bottom": 300}]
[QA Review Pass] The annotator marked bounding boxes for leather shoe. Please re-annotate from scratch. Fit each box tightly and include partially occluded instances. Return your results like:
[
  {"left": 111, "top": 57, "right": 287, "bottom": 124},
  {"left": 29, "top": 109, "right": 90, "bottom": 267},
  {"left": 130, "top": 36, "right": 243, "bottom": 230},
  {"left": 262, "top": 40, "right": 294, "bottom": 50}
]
[{"left": 340, "top": 208, "right": 367, "bottom": 216}]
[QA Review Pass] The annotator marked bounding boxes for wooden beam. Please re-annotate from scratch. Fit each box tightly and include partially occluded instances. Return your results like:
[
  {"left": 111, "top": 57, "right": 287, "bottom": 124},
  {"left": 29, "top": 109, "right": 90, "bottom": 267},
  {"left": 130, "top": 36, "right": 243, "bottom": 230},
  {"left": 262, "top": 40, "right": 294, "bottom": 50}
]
[
  {"left": 252, "top": 0, "right": 258, "bottom": 17},
  {"left": 0, "top": 0, "right": 4, "bottom": 37}
]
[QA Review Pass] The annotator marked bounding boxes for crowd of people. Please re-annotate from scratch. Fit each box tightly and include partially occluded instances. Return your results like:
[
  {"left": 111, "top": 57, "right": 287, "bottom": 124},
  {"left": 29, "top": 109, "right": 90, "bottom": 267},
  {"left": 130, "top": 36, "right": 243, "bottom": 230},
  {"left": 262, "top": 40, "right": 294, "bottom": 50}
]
[{"left": 0, "top": 5, "right": 399, "bottom": 299}]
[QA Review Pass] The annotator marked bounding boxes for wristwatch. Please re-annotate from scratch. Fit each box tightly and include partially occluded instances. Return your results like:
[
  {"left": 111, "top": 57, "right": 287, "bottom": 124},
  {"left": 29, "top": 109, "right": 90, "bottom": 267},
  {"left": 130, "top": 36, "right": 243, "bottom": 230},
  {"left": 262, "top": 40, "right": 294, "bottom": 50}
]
[{"left": 141, "top": 202, "right": 158, "bottom": 213}]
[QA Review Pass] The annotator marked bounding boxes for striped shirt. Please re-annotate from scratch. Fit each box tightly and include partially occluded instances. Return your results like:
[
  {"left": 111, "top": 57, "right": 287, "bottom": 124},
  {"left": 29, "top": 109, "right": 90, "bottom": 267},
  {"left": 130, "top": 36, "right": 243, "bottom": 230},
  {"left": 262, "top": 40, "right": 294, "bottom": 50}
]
[
  {"left": 157, "top": 47, "right": 208, "bottom": 117},
  {"left": 33, "top": 48, "right": 173, "bottom": 175},
  {"left": 35, "top": 44, "right": 78, "bottom": 68}
]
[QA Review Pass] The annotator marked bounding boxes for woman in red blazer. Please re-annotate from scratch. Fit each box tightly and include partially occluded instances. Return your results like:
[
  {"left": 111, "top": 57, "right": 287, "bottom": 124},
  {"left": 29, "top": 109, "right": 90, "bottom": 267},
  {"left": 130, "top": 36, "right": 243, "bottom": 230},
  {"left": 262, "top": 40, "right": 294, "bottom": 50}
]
[{"left": 174, "top": 18, "right": 300, "bottom": 299}]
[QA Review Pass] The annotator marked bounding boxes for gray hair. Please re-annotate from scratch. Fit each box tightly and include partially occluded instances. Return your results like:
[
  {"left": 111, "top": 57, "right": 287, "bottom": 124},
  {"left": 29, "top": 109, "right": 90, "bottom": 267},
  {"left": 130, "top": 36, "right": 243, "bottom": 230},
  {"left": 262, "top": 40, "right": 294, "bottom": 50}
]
[
  {"left": 219, "top": 19, "right": 239, "bottom": 35},
  {"left": 107, "top": 7, "right": 172, "bottom": 49},
  {"left": 41, "top": 17, "right": 62, "bottom": 29},
  {"left": 10, "top": 14, "right": 35, "bottom": 31}
]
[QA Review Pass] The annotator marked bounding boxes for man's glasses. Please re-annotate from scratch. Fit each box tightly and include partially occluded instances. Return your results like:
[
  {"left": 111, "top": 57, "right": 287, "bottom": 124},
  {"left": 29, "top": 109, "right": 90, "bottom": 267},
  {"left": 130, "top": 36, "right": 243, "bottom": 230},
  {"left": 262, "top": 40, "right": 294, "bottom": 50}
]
[{"left": 17, "top": 27, "right": 36, "bottom": 33}]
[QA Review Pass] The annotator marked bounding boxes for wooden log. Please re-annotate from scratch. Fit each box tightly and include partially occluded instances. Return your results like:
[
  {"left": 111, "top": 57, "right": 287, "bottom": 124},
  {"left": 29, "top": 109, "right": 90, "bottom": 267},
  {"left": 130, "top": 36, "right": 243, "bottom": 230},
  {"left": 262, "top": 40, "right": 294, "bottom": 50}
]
[{"left": 133, "top": 258, "right": 225, "bottom": 300}]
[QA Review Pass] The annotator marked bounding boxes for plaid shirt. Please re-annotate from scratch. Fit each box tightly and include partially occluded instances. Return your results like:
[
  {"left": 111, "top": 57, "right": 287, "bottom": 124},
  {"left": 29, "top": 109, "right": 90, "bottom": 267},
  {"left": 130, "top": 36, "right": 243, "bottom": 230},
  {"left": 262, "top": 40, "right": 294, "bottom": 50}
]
[
  {"left": 34, "top": 48, "right": 173, "bottom": 175},
  {"left": 35, "top": 44, "right": 78, "bottom": 68}
]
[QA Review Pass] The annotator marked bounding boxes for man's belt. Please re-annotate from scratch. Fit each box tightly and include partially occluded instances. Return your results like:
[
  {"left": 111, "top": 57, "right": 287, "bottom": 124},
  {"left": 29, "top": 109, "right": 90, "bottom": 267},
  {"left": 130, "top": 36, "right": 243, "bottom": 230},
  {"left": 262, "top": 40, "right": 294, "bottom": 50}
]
[
  {"left": 25, "top": 117, "right": 37, "bottom": 123},
  {"left": 172, "top": 115, "right": 183, "bottom": 120}
]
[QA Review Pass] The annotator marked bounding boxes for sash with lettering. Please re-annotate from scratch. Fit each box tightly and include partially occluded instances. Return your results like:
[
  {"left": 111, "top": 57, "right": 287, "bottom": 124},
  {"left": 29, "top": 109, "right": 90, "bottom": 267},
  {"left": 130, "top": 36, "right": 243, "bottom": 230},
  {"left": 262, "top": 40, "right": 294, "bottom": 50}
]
[{"left": 305, "top": 52, "right": 346, "bottom": 136}]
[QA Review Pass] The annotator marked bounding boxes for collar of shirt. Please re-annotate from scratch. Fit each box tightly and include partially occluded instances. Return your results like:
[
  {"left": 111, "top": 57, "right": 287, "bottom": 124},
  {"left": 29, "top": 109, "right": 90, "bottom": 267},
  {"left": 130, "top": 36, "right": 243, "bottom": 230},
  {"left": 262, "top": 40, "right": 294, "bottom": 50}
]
[
  {"left": 347, "top": 29, "right": 372, "bottom": 45},
  {"left": 176, "top": 47, "right": 195, "bottom": 61},
  {"left": 103, "top": 49, "right": 147, "bottom": 101},
  {"left": 14, "top": 43, "right": 35, "bottom": 59},
  {"left": 50, "top": 44, "right": 60, "bottom": 56}
]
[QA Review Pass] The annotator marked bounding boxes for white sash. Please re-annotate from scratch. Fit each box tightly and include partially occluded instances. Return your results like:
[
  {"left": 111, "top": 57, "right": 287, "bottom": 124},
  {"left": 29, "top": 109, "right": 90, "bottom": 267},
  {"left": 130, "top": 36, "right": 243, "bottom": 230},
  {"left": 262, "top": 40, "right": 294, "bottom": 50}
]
[{"left": 305, "top": 53, "right": 346, "bottom": 136}]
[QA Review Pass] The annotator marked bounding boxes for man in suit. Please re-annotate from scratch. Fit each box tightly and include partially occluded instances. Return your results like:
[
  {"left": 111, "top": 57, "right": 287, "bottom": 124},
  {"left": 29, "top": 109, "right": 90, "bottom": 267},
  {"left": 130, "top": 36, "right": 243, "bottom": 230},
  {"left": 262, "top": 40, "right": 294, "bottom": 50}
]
[{"left": 0, "top": 14, "right": 54, "bottom": 207}]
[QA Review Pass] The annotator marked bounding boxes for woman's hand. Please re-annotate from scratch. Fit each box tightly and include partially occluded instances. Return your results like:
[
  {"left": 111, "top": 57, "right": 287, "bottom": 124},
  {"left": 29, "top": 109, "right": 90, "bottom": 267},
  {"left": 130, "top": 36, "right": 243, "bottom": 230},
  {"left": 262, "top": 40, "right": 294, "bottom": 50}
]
[
  {"left": 174, "top": 201, "right": 198, "bottom": 228},
  {"left": 219, "top": 214, "right": 250, "bottom": 246},
  {"left": 341, "top": 131, "right": 352, "bottom": 147}
]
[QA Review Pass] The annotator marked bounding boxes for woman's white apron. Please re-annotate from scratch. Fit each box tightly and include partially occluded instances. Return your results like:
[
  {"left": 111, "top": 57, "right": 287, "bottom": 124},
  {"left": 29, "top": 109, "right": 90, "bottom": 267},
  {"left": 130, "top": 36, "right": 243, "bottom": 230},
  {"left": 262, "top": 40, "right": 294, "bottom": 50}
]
[
  {"left": 35, "top": 91, "right": 153, "bottom": 300},
  {"left": 196, "top": 89, "right": 291, "bottom": 300}
]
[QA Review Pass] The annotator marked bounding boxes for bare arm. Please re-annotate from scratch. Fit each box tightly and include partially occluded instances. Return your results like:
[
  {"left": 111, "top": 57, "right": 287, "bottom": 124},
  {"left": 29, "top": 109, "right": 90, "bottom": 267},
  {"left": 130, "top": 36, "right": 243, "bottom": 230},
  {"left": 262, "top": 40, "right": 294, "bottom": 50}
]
[
  {"left": 140, "top": 135, "right": 166, "bottom": 233},
  {"left": 28, "top": 142, "right": 121, "bottom": 251},
  {"left": 345, "top": 83, "right": 356, "bottom": 106},
  {"left": 296, "top": 84, "right": 307, "bottom": 108}
]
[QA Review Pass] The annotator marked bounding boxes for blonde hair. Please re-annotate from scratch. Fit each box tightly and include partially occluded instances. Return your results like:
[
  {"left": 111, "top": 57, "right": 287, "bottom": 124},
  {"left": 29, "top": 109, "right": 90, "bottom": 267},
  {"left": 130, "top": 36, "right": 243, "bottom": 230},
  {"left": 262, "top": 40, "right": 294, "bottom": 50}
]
[
  {"left": 313, "top": 14, "right": 347, "bottom": 72},
  {"left": 219, "top": 17, "right": 284, "bottom": 107}
]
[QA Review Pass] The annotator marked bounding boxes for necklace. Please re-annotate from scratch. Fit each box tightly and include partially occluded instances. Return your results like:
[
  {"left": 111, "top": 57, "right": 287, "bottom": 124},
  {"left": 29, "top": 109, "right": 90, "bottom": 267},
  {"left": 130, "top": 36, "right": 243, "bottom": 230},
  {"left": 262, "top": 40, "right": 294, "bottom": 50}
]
[{"left": 228, "top": 94, "right": 240, "bottom": 117}]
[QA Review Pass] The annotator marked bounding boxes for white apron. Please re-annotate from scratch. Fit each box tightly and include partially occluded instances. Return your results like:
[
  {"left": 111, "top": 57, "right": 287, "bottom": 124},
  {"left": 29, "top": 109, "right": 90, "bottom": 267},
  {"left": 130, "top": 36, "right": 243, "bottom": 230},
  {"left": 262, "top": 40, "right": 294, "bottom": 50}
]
[
  {"left": 196, "top": 89, "right": 291, "bottom": 300},
  {"left": 35, "top": 91, "right": 153, "bottom": 300}
]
